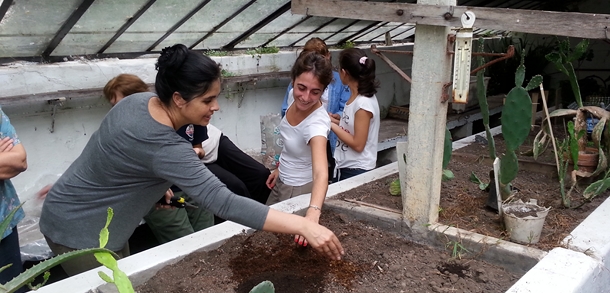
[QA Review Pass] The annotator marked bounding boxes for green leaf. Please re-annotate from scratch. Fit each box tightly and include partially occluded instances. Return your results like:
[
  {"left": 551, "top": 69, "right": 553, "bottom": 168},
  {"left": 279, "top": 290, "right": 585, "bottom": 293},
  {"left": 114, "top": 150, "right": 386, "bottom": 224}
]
[
  {"left": 443, "top": 127, "right": 452, "bottom": 169},
  {"left": 515, "top": 60, "right": 525, "bottom": 87},
  {"left": 250, "top": 280, "right": 275, "bottom": 293},
  {"left": 525, "top": 75, "right": 543, "bottom": 91},
  {"left": 98, "top": 271, "right": 114, "bottom": 284},
  {"left": 99, "top": 207, "right": 114, "bottom": 249},
  {"left": 442, "top": 169, "right": 454, "bottom": 181},
  {"left": 0, "top": 202, "right": 24, "bottom": 238},
  {"left": 583, "top": 178, "right": 610, "bottom": 200},
  {"left": 469, "top": 172, "right": 488, "bottom": 190},
  {"left": 389, "top": 179, "right": 401, "bottom": 196},
  {"left": 567, "top": 39, "right": 589, "bottom": 62},
  {"left": 500, "top": 151, "right": 519, "bottom": 185}
]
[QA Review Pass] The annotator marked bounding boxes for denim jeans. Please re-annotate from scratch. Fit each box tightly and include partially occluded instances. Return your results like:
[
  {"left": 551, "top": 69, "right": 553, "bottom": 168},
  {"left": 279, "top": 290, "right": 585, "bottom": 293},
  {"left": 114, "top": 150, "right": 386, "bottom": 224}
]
[{"left": 337, "top": 168, "right": 369, "bottom": 181}]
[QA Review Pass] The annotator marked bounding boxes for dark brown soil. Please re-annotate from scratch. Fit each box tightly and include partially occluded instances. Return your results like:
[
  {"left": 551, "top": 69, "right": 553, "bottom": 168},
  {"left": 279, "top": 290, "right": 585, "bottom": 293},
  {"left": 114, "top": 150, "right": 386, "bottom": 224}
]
[
  {"left": 335, "top": 127, "right": 609, "bottom": 251},
  {"left": 136, "top": 211, "right": 520, "bottom": 293}
]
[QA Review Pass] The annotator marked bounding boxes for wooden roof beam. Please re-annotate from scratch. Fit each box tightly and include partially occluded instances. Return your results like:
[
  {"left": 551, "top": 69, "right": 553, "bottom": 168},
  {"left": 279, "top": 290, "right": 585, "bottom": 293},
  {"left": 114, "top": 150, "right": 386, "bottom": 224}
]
[{"left": 291, "top": 0, "right": 610, "bottom": 40}]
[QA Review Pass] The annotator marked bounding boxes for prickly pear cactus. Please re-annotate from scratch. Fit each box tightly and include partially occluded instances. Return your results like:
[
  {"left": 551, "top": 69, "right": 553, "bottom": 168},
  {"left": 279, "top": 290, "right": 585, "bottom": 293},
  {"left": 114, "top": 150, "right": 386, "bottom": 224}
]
[
  {"left": 249, "top": 281, "right": 275, "bottom": 293},
  {"left": 499, "top": 53, "right": 542, "bottom": 195}
]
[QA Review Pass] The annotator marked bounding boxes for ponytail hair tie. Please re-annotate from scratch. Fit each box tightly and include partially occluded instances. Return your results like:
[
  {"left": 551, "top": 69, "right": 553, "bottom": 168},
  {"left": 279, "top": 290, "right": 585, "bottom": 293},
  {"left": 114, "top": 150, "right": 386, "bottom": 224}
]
[{"left": 359, "top": 56, "right": 367, "bottom": 65}]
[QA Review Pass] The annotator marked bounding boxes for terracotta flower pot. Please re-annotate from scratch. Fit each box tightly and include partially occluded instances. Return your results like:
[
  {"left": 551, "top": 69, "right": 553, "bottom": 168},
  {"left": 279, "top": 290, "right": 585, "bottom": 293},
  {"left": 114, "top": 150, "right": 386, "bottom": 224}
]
[{"left": 577, "top": 147, "right": 599, "bottom": 173}]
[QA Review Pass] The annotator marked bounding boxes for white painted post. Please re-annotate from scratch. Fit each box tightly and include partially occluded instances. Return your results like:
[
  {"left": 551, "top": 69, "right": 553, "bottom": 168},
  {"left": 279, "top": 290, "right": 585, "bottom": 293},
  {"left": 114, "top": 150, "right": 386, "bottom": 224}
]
[{"left": 400, "top": 0, "right": 456, "bottom": 231}]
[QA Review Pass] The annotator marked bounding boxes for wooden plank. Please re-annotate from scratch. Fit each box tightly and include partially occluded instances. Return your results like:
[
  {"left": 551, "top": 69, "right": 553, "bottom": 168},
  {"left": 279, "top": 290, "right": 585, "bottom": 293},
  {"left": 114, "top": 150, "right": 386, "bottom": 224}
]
[{"left": 291, "top": 0, "right": 610, "bottom": 40}]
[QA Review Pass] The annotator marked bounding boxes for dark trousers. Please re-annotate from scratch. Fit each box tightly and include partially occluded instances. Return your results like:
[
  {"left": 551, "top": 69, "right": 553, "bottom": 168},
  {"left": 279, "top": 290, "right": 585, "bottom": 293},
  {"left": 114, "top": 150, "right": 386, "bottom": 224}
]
[
  {"left": 207, "top": 135, "right": 271, "bottom": 224},
  {"left": 0, "top": 227, "right": 25, "bottom": 293},
  {"left": 337, "top": 168, "right": 368, "bottom": 182},
  {"left": 326, "top": 140, "right": 336, "bottom": 182}
]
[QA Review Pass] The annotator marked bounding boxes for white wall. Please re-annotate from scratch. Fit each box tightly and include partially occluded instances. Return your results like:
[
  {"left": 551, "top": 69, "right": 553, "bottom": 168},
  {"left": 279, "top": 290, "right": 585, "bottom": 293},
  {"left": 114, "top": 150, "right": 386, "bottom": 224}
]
[{"left": 0, "top": 45, "right": 414, "bottom": 218}]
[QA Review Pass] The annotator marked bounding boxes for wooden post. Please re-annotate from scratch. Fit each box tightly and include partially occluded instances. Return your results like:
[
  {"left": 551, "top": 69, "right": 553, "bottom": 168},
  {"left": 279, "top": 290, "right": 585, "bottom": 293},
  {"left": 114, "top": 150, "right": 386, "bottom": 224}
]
[
  {"left": 399, "top": 0, "right": 454, "bottom": 231},
  {"left": 531, "top": 92, "right": 540, "bottom": 126}
]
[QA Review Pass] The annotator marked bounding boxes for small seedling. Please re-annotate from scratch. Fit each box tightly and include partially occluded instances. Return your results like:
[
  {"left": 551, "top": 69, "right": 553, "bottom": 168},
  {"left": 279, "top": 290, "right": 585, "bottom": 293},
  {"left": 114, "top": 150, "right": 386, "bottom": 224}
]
[{"left": 469, "top": 172, "right": 489, "bottom": 190}]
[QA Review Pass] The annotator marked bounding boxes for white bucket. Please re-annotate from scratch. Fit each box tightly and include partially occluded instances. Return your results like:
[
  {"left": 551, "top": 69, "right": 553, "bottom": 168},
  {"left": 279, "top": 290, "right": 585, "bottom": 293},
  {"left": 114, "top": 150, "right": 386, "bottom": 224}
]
[{"left": 502, "top": 200, "right": 551, "bottom": 244}]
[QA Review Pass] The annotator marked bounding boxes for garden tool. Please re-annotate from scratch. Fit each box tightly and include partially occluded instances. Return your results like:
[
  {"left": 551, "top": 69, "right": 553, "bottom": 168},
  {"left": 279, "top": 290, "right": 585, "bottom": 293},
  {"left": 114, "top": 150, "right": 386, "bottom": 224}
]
[{"left": 157, "top": 195, "right": 198, "bottom": 209}]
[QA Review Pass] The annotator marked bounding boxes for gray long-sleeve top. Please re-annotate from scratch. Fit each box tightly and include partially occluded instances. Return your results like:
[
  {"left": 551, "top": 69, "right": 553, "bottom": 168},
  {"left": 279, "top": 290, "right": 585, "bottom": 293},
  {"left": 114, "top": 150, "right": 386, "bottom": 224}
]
[{"left": 40, "top": 92, "right": 269, "bottom": 251}]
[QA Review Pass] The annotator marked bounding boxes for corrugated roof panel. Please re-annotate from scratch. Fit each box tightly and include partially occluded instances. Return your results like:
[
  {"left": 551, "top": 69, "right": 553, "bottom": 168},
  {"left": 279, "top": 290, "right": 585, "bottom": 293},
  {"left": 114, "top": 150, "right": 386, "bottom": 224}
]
[
  {"left": 52, "top": 0, "right": 151, "bottom": 56},
  {"left": 266, "top": 16, "right": 336, "bottom": 47},
  {"left": 0, "top": 0, "right": 82, "bottom": 57},
  {"left": 155, "top": 0, "right": 253, "bottom": 50},
  {"left": 355, "top": 22, "right": 403, "bottom": 42},
  {"left": 369, "top": 24, "right": 411, "bottom": 42},
  {"left": 293, "top": 32, "right": 336, "bottom": 47},
  {"left": 104, "top": 0, "right": 208, "bottom": 53},
  {"left": 238, "top": 11, "right": 308, "bottom": 48},
  {"left": 195, "top": 0, "right": 287, "bottom": 50},
  {"left": 324, "top": 20, "right": 377, "bottom": 44}
]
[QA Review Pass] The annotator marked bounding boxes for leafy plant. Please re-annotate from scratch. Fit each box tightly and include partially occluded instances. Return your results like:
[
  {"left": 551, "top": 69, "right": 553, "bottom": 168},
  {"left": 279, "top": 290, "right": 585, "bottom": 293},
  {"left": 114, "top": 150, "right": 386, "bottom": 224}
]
[
  {"left": 203, "top": 50, "right": 229, "bottom": 57},
  {"left": 95, "top": 208, "right": 134, "bottom": 293},
  {"left": 469, "top": 172, "right": 489, "bottom": 190},
  {"left": 445, "top": 240, "right": 470, "bottom": 260},
  {"left": 0, "top": 207, "right": 132, "bottom": 293},
  {"left": 246, "top": 46, "right": 279, "bottom": 56},
  {"left": 546, "top": 38, "right": 590, "bottom": 108},
  {"left": 221, "top": 69, "right": 237, "bottom": 77},
  {"left": 338, "top": 40, "right": 355, "bottom": 49}
]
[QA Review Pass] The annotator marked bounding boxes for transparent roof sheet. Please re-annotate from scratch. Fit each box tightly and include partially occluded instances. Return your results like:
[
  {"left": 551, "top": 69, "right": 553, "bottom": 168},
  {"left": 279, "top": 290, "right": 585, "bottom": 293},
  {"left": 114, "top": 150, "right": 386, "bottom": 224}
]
[{"left": 0, "top": 0, "right": 557, "bottom": 61}]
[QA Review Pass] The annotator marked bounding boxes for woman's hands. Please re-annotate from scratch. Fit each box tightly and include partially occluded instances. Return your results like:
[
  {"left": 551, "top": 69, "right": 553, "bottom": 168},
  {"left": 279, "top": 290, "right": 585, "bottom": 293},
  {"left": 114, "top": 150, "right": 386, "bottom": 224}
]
[
  {"left": 294, "top": 207, "right": 322, "bottom": 247},
  {"left": 264, "top": 209, "right": 344, "bottom": 260},
  {"left": 266, "top": 169, "right": 279, "bottom": 189}
]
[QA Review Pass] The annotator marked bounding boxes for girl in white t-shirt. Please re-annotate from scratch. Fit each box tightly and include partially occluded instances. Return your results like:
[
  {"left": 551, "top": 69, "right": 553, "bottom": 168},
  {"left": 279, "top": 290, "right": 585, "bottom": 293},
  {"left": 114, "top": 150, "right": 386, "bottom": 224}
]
[
  {"left": 331, "top": 48, "right": 380, "bottom": 181},
  {"left": 266, "top": 51, "right": 334, "bottom": 247}
]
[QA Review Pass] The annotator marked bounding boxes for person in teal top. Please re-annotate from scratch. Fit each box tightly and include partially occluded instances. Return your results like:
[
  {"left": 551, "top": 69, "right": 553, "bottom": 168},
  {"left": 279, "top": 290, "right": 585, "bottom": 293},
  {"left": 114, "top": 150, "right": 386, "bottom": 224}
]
[
  {"left": 0, "top": 107, "right": 28, "bottom": 292},
  {"left": 281, "top": 38, "right": 351, "bottom": 181}
]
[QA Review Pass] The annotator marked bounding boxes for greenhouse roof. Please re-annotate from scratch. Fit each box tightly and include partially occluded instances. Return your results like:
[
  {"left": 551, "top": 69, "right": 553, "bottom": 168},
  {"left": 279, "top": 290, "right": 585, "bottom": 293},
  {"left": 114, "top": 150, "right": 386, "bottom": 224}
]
[{"left": 0, "top": 0, "right": 582, "bottom": 63}]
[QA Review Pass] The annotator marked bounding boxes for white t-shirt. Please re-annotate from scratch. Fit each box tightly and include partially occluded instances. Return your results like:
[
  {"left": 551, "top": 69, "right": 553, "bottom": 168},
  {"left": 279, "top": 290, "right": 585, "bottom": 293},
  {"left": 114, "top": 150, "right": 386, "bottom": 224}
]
[
  {"left": 287, "top": 88, "right": 330, "bottom": 112},
  {"left": 334, "top": 94, "right": 380, "bottom": 170},
  {"left": 278, "top": 100, "right": 330, "bottom": 186},
  {"left": 201, "top": 123, "right": 222, "bottom": 164}
]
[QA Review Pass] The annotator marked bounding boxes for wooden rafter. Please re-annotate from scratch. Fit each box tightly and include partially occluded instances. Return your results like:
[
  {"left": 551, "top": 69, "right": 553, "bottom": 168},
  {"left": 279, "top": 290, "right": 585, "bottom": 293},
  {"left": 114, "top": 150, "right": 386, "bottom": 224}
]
[{"left": 291, "top": 0, "right": 610, "bottom": 40}]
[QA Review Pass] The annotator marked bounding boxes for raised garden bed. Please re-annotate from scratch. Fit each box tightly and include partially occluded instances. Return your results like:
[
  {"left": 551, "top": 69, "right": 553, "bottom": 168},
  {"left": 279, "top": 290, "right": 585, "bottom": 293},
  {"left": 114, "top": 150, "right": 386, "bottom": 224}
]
[
  {"left": 335, "top": 127, "right": 610, "bottom": 251},
  {"left": 136, "top": 210, "right": 520, "bottom": 293}
]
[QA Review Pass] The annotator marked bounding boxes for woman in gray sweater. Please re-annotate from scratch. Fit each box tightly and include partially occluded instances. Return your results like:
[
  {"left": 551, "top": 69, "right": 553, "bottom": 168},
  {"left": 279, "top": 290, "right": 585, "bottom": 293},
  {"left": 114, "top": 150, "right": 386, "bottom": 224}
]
[{"left": 39, "top": 44, "right": 344, "bottom": 276}]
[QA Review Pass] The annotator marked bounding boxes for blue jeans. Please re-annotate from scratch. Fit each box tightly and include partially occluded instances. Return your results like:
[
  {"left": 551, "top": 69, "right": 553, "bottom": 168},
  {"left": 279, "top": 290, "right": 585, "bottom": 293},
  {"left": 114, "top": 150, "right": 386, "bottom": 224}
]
[{"left": 337, "top": 168, "right": 368, "bottom": 181}]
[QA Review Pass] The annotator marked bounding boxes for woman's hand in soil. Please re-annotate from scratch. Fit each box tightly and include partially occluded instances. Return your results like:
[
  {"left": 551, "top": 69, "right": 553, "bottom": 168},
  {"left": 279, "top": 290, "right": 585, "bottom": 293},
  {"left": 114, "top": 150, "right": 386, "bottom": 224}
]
[
  {"left": 294, "top": 208, "right": 322, "bottom": 246},
  {"left": 264, "top": 209, "right": 344, "bottom": 260},
  {"left": 302, "top": 221, "right": 344, "bottom": 260},
  {"left": 266, "top": 169, "right": 279, "bottom": 189}
]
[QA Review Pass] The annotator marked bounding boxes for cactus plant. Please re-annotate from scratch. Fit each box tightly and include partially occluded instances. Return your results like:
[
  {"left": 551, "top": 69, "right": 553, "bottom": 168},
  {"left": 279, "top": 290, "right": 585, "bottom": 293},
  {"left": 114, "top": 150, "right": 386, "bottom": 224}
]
[
  {"left": 249, "top": 280, "right": 275, "bottom": 293},
  {"left": 476, "top": 39, "right": 542, "bottom": 201},
  {"left": 0, "top": 207, "right": 132, "bottom": 293}
]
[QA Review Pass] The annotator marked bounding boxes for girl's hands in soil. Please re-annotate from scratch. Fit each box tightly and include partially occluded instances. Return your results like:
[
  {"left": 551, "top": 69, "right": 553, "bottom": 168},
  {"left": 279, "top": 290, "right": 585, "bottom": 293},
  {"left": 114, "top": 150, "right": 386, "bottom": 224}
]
[{"left": 266, "top": 169, "right": 279, "bottom": 189}]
